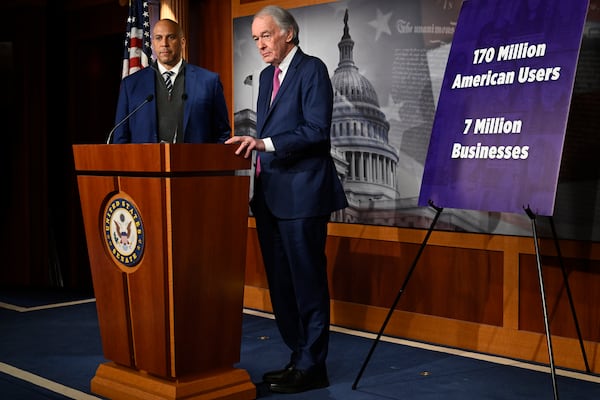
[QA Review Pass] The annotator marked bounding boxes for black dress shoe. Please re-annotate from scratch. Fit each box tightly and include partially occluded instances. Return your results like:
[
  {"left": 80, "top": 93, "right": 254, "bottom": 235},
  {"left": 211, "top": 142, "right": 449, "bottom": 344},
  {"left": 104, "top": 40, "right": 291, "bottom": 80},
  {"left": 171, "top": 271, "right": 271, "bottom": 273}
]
[
  {"left": 262, "top": 363, "right": 295, "bottom": 384},
  {"left": 268, "top": 368, "right": 329, "bottom": 394}
]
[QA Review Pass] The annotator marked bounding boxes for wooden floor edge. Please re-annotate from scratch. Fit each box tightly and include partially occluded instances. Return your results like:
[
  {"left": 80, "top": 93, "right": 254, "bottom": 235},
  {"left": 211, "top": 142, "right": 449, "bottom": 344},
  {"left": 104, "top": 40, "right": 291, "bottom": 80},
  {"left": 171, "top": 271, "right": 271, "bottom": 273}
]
[{"left": 243, "top": 285, "right": 599, "bottom": 374}]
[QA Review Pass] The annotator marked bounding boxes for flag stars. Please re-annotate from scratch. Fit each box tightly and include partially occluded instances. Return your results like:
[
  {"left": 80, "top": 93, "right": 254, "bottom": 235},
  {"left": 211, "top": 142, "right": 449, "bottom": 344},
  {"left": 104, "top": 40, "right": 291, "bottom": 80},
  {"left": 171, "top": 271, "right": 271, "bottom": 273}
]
[
  {"left": 381, "top": 94, "right": 404, "bottom": 123},
  {"left": 123, "top": 0, "right": 152, "bottom": 78},
  {"left": 369, "top": 9, "right": 392, "bottom": 41}
]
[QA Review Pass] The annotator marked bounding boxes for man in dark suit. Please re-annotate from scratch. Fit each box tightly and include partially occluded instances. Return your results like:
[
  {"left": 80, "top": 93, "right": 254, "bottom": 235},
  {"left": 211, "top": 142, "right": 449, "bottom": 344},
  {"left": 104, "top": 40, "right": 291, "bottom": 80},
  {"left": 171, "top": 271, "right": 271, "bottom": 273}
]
[
  {"left": 226, "top": 5, "right": 348, "bottom": 395},
  {"left": 111, "top": 19, "right": 230, "bottom": 144}
]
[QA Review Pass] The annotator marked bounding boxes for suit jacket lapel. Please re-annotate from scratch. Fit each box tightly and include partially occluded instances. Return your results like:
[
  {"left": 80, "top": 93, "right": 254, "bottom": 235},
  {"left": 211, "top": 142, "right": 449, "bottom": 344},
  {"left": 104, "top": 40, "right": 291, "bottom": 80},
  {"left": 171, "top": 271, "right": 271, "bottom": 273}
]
[
  {"left": 181, "top": 61, "right": 191, "bottom": 135},
  {"left": 264, "top": 49, "right": 303, "bottom": 120},
  {"left": 256, "top": 66, "right": 272, "bottom": 135}
]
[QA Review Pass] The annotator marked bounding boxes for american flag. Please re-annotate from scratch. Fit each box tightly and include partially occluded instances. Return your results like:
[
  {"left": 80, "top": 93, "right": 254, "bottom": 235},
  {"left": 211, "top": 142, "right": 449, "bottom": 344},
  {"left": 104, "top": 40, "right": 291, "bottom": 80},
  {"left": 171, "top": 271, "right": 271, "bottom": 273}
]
[{"left": 121, "top": 0, "right": 152, "bottom": 79}]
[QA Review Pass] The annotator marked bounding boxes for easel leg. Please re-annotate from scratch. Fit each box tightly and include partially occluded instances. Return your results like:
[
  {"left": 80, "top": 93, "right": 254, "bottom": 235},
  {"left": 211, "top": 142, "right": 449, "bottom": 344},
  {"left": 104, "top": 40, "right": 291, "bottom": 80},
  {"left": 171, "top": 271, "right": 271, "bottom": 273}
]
[
  {"left": 549, "top": 217, "right": 590, "bottom": 373},
  {"left": 352, "top": 200, "right": 443, "bottom": 390},
  {"left": 525, "top": 207, "right": 559, "bottom": 400}
]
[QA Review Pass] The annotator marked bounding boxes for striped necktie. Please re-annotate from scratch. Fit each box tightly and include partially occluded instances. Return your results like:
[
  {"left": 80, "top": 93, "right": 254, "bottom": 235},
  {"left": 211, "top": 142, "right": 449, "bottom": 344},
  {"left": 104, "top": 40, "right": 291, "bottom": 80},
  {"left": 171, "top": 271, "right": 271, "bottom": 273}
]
[{"left": 163, "top": 71, "right": 174, "bottom": 93}]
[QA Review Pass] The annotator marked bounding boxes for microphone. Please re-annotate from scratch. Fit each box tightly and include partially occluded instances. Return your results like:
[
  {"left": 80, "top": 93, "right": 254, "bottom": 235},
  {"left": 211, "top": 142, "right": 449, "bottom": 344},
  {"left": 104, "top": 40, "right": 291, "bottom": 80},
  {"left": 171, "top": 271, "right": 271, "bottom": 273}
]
[{"left": 106, "top": 94, "right": 154, "bottom": 144}]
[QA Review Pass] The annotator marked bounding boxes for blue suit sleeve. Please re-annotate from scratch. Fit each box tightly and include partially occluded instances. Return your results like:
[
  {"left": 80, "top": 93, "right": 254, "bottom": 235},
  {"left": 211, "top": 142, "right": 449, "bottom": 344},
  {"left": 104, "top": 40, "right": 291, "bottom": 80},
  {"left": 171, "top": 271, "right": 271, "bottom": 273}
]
[{"left": 211, "top": 75, "right": 232, "bottom": 143}]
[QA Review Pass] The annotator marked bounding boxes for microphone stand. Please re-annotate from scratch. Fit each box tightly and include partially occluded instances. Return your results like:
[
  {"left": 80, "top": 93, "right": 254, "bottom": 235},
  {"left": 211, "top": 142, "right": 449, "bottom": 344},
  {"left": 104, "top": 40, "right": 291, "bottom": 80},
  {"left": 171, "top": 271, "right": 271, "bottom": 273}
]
[{"left": 106, "top": 95, "right": 154, "bottom": 144}]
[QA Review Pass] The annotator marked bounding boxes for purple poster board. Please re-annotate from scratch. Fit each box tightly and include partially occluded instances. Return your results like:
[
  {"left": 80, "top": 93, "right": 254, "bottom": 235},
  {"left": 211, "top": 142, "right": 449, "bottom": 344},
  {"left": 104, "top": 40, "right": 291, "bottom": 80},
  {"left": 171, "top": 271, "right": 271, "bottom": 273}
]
[{"left": 418, "top": 0, "right": 589, "bottom": 216}]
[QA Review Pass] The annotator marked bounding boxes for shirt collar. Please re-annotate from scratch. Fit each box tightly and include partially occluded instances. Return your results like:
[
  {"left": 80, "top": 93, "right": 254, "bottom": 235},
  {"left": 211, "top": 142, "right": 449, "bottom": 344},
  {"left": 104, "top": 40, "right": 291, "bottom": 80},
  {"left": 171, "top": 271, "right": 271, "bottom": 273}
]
[
  {"left": 158, "top": 59, "right": 184, "bottom": 79},
  {"left": 276, "top": 46, "right": 297, "bottom": 81}
]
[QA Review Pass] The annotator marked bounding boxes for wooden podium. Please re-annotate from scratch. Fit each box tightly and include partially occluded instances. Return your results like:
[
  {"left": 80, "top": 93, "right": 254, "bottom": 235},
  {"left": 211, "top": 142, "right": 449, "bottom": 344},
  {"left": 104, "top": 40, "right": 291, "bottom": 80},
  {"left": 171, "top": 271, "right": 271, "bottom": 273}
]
[{"left": 72, "top": 143, "right": 256, "bottom": 400}]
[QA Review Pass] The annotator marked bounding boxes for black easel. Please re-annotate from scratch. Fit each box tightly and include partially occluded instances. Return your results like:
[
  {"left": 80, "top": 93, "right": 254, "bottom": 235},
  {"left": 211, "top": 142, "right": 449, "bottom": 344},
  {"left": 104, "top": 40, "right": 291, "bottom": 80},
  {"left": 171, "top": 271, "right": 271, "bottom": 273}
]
[
  {"left": 352, "top": 200, "right": 443, "bottom": 390},
  {"left": 524, "top": 206, "right": 592, "bottom": 400},
  {"left": 548, "top": 216, "right": 590, "bottom": 374},
  {"left": 525, "top": 206, "right": 559, "bottom": 400},
  {"left": 352, "top": 203, "right": 590, "bottom": 399}
]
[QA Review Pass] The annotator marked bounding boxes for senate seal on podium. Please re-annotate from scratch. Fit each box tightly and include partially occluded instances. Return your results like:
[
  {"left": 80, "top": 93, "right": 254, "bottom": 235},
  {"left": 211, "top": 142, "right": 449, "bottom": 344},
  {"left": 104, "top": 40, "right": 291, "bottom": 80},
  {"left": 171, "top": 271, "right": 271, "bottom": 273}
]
[{"left": 104, "top": 196, "right": 145, "bottom": 268}]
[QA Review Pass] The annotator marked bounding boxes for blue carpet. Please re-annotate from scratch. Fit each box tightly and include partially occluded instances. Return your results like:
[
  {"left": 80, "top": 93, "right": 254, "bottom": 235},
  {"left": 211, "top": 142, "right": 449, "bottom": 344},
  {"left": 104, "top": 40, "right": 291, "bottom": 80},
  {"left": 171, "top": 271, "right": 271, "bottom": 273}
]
[
  {"left": 0, "top": 286, "right": 94, "bottom": 308},
  {"left": 1, "top": 288, "right": 600, "bottom": 399}
]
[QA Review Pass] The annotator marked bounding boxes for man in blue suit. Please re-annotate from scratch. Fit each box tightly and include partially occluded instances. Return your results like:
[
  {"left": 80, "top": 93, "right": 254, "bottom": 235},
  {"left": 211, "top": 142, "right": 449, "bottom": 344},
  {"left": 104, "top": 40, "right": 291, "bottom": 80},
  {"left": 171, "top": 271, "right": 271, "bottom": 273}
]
[
  {"left": 111, "top": 19, "right": 230, "bottom": 144},
  {"left": 226, "top": 5, "right": 348, "bottom": 394}
]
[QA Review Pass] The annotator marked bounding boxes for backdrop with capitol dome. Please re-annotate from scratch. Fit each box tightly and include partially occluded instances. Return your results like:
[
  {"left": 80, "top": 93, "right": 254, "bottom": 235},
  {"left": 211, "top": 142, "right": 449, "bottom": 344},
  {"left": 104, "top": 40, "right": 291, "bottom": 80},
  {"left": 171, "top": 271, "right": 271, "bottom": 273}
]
[{"left": 233, "top": 0, "right": 600, "bottom": 242}]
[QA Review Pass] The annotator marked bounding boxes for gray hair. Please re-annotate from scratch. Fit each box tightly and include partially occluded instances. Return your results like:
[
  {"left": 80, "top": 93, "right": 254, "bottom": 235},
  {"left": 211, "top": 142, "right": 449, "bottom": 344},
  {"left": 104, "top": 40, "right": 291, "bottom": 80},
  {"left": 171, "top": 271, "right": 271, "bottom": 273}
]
[{"left": 255, "top": 5, "right": 300, "bottom": 46}]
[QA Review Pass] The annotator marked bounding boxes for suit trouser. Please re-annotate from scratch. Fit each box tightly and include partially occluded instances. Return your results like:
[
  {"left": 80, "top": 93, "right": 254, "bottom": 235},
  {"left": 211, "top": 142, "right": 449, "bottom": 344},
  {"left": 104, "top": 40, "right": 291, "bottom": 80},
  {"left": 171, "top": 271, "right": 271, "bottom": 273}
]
[{"left": 251, "top": 181, "right": 331, "bottom": 372}]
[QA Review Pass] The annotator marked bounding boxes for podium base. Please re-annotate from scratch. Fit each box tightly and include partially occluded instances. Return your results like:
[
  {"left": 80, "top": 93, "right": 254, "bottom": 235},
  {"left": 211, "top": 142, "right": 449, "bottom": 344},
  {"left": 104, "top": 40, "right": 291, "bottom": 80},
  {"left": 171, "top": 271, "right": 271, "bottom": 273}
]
[{"left": 91, "top": 362, "right": 256, "bottom": 400}]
